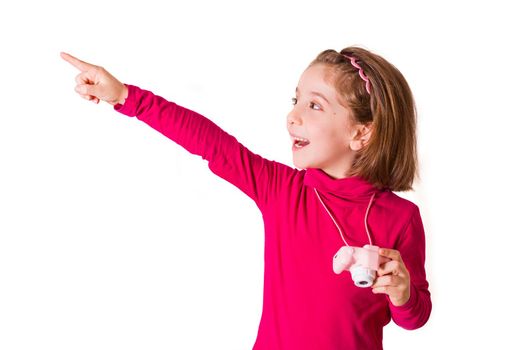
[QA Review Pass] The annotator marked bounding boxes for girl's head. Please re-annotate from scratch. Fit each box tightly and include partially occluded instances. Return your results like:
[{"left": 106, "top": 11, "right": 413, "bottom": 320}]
[{"left": 287, "top": 46, "right": 418, "bottom": 191}]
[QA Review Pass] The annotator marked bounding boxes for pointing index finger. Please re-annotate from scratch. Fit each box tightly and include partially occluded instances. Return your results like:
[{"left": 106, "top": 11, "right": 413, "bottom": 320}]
[{"left": 60, "top": 52, "right": 95, "bottom": 71}]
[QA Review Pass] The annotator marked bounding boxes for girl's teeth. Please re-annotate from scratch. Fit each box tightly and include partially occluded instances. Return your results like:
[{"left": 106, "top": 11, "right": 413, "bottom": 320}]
[
  {"left": 293, "top": 137, "right": 310, "bottom": 145},
  {"left": 294, "top": 139, "right": 310, "bottom": 147}
]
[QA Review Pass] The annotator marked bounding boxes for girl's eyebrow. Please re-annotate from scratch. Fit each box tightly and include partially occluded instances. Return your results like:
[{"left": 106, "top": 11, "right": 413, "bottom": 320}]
[{"left": 295, "top": 87, "right": 331, "bottom": 106}]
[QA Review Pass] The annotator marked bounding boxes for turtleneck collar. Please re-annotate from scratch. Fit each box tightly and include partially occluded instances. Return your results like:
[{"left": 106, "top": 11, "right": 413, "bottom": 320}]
[{"left": 304, "top": 168, "right": 381, "bottom": 203}]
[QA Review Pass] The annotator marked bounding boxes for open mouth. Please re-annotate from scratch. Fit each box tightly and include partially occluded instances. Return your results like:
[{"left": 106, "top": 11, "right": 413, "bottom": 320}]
[{"left": 292, "top": 136, "right": 311, "bottom": 149}]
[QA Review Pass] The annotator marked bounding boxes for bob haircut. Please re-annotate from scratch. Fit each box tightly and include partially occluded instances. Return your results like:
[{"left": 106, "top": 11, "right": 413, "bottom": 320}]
[{"left": 308, "top": 46, "right": 419, "bottom": 192}]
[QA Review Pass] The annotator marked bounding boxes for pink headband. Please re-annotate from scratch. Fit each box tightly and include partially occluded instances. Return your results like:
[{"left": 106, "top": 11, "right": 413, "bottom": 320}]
[{"left": 342, "top": 54, "right": 371, "bottom": 95}]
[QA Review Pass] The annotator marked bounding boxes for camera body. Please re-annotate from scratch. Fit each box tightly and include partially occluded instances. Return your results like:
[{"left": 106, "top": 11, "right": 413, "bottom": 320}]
[{"left": 333, "top": 245, "right": 389, "bottom": 288}]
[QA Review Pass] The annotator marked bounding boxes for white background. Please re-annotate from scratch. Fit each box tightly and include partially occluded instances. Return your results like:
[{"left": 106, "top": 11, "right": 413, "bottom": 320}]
[{"left": 1, "top": 0, "right": 524, "bottom": 349}]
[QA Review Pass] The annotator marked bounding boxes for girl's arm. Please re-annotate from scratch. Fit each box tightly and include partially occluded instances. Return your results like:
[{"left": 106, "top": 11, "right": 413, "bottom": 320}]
[
  {"left": 61, "top": 52, "right": 293, "bottom": 211},
  {"left": 387, "top": 206, "right": 432, "bottom": 330},
  {"left": 114, "top": 84, "right": 291, "bottom": 210}
]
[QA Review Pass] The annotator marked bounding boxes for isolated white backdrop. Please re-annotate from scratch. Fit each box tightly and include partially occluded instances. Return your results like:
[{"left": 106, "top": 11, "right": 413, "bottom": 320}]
[{"left": 1, "top": 0, "right": 524, "bottom": 349}]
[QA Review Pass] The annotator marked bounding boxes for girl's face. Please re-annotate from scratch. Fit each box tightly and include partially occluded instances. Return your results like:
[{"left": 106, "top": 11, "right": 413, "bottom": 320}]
[{"left": 287, "top": 63, "right": 370, "bottom": 179}]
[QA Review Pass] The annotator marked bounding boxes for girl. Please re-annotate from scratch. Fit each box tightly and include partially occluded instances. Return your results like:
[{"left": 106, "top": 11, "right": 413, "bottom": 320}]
[{"left": 61, "top": 46, "right": 431, "bottom": 349}]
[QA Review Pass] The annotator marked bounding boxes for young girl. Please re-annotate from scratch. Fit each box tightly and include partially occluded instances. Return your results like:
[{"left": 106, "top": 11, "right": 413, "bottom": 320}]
[{"left": 61, "top": 46, "right": 431, "bottom": 349}]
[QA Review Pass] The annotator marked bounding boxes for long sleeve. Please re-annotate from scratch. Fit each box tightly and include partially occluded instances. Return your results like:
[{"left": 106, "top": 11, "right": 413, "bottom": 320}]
[
  {"left": 114, "top": 84, "right": 292, "bottom": 211},
  {"left": 388, "top": 205, "right": 432, "bottom": 330}
]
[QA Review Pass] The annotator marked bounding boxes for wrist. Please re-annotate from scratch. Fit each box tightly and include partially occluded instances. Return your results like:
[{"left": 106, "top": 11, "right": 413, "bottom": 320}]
[
  {"left": 389, "top": 283, "right": 417, "bottom": 310},
  {"left": 391, "top": 293, "right": 410, "bottom": 307},
  {"left": 390, "top": 284, "right": 411, "bottom": 307},
  {"left": 111, "top": 84, "right": 129, "bottom": 106},
  {"left": 117, "top": 84, "right": 129, "bottom": 105}
]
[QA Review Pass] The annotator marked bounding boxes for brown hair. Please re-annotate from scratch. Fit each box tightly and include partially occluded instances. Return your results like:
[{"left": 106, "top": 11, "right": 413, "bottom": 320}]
[{"left": 309, "top": 46, "right": 418, "bottom": 192}]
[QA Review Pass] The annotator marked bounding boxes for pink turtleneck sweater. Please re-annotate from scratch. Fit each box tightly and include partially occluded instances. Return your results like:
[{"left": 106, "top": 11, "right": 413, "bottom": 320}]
[{"left": 114, "top": 84, "right": 431, "bottom": 349}]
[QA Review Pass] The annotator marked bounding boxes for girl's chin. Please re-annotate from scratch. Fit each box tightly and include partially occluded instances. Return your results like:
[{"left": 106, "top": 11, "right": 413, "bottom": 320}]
[
  {"left": 292, "top": 159, "right": 311, "bottom": 170},
  {"left": 292, "top": 160, "right": 303, "bottom": 169}
]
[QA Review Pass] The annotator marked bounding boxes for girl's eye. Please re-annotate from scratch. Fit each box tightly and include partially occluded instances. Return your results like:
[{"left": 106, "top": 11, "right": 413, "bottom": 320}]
[
  {"left": 291, "top": 97, "right": 322, "bottom": 111},
  {"left": 309, "top": 102, "right": 321, "bottom": 111}
]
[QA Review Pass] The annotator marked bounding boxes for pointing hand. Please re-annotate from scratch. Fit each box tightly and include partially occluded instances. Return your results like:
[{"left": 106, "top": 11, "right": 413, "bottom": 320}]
[{"left": 60, "top": 52, "right": 128, "bottom": 106}]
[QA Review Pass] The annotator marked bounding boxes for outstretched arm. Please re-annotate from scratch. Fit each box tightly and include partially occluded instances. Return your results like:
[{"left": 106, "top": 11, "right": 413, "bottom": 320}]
[{"left": 61, "top": 52, "right": 295, "bottom": 210}]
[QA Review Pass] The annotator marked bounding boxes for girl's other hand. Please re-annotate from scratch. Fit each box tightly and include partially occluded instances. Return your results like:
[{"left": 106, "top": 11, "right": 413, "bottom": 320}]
[
  {"left": 371, "top": 248, "right": 411, "bottom": 307},
  {"left": 60, "top": 52, "right": 128, "bottom": 106}
]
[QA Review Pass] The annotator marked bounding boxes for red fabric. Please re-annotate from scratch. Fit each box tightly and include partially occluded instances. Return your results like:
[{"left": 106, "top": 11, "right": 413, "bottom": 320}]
[{"left": 115, "top": 84, "right": 432, "bottom": 349}]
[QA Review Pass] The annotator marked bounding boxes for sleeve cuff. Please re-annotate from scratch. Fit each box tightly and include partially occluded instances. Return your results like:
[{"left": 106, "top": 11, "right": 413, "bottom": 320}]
[{"left": 113, "top": 84, "right": 137, "bottom": 117}]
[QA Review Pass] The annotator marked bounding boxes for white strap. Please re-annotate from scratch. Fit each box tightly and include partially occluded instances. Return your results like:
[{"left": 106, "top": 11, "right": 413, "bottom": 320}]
[{"left": 314, "top": 188, "right": 376, "bottom": 246}]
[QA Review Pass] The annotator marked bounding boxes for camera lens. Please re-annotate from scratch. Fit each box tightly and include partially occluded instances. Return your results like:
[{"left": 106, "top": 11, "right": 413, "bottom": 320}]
[{"left": 351, "top": 267, "right": 375, "bottom": 288}]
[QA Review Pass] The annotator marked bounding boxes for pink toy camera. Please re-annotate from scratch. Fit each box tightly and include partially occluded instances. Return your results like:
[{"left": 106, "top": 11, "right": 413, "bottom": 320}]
[{"left": 333, "top": 245, "right": 389, "bottom": 288}]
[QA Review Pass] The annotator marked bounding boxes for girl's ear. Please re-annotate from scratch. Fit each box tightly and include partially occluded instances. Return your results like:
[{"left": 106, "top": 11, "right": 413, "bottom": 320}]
[{"left": 349, "top": 122, "right": 373, "bottom": 151}]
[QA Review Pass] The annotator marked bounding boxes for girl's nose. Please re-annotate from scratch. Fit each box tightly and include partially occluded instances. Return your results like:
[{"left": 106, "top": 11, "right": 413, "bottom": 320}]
[{"left": 287, "top": 109, "right": 302, "bottom": 126}]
